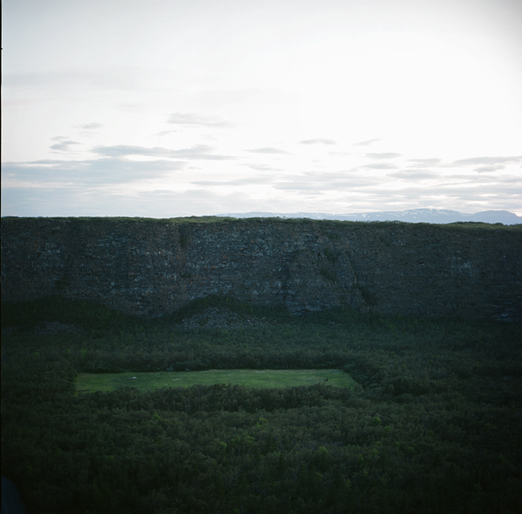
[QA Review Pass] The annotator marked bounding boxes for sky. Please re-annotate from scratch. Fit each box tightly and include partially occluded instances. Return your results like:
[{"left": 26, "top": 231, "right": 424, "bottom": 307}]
[{"left": 2, "top": 0, "right": 522, "bottom": 217}]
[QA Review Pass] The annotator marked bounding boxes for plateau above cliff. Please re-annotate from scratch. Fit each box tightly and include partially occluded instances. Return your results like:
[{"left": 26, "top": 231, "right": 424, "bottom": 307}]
[{"left": 1, "top": 217, "right": 521, "bottom": 321}]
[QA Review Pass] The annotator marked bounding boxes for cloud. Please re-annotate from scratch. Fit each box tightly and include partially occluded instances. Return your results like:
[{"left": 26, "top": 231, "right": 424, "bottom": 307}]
[
  {"left": 405, "top": 184, "right": 522, "bottom": 205},
  {"left": 79, "top": 123, "right": 104, "bottom": 130},
  {"left": 92, "top": 145, "right": 166, "bottom": 157},
  {"left": 363, "top": 162, "right": 398, "bottom": 170},
  {"left": 388, "top": 170, "right": 440, "bottom": 180},
  {"left": 168, "top": 145, "right": 234, "bottom": 160},
  {"left": 92, "top": 144, "right": 235, "bottom": 160},
  {"left": 246, "top": 147, "right": 289, "bottom": 154},
  {"left": 1, "top": 186, "right": 251, "bottom": 218},
  {"left": 452, "top": 156, "right": 522, "bottom": 166},
  {"left": 474, "top": 165, "right": 507, "bottom": 173},
  {"left": 273, "top": 179, "right": 373, "bottom": 192},
  {"left": 365, "top": 152, "right": 402, "bottom": 159},
  {"left": 299, "top": 139, "right": 337, "bottom": 145},
  {"left": 354, "top": 138, "right": 381, "bottom": 146},
  {"left": 407, "top": 158, "right": 442, "bottom": 166},
  {"left": 272, "top": 171, "right": 376, "bottom": 192},
  {"left": 192, "top": 175, "right": 274, "bottom": 187},
  {"left": 2, "top": 186, "right": 259, "bottom": 218},
  {"left": 167, "top": 112, "right": 231, "bottom": 127},
  {"left": 2, "top": 157, "right": 185, "bottom": 186},
  {"left": 4, "top": 162, "right": 521, "bottom": 218},
  {"left": 3, "top": 69, "right": 143, "bottom": 92},
  {"left": 155, "top": 130, "right": 178, "bottom": 137},
  {"left": 447, "top": 155, "right": 522, "bottom": 173},
  {"left": 241, "top": 164, "right": 281, "bottom": 172},
  {"left": 50, "top": 139, "right": 81, "bottom": 152},
  {"left": 2, "top": 186, "right": 108, "bottom": 218}
]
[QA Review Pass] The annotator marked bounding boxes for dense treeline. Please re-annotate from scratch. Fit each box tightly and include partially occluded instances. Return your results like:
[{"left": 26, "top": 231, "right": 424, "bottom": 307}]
[{"left": 2, "top": 297, "right": 522, "bottom": 513}]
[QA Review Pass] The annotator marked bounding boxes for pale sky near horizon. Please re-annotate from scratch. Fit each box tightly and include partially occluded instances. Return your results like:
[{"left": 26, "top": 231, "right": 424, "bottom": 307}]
[{"left": 2, "top": 0, "right": 522, "bottom": 217}]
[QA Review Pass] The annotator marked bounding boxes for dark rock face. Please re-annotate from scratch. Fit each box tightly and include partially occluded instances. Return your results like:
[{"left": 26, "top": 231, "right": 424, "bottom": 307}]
[{"left": 1, "top": 218, "right": 521, "bottom": 320}]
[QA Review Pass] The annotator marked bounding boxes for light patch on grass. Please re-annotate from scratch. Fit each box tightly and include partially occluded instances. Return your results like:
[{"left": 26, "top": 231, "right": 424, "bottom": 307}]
[{"left": 76, "top": 369, "right": 358, "bottom": 393}]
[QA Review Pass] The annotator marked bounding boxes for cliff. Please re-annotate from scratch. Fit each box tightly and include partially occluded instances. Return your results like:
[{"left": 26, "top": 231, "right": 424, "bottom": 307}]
[{"left": 1, "top": 217, "right": 521, "bottom": 321}]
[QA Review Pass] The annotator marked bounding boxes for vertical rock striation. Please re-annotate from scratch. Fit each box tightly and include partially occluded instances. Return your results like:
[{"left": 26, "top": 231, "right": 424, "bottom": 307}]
[{"left": 1, "top": 217, "right": 521, "bottom": 320}]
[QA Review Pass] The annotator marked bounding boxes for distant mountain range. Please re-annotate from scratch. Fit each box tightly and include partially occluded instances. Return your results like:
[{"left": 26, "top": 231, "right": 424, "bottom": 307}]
[{"left": 224, "top": 209, "right": 522, "bottom": 225}]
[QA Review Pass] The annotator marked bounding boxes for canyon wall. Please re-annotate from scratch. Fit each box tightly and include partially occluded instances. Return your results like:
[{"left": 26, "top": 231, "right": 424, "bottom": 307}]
[{"left": 1, "top": 217, "right": 521, "bottom": 320}]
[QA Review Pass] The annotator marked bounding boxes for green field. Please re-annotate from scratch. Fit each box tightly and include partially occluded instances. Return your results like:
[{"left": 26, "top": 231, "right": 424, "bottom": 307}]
[{"left": 76, "top": 369, "right": 358, "bottom": 393}]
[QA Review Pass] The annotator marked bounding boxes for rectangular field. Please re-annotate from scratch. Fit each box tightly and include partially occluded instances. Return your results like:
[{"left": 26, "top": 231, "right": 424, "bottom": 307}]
[{"left": 76, "top": 369, "right": 357, "bottom": 393}]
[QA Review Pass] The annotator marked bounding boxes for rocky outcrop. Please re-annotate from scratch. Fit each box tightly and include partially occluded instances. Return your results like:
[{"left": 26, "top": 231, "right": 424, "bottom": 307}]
[{"left": 1, "top": 217, "right": 521, "bottom": 320}]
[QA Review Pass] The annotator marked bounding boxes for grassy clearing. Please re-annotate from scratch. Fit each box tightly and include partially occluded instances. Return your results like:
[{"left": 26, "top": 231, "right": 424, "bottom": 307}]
[{"left": 76, "top": 369, "right": 358, "bottom": 393}]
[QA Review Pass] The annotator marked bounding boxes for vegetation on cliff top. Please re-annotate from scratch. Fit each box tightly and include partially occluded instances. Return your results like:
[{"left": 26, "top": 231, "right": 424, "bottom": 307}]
[{"left": 2, "top": 215, "right": 521, "bottom": 231}]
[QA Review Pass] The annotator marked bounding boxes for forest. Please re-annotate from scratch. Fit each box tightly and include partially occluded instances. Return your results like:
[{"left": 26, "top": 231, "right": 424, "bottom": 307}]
[{"left": 2, "top": 295, "right": 522, "bottom": 513}]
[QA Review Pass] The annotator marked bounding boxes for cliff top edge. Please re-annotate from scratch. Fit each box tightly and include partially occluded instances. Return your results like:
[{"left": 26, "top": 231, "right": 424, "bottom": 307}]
[{"left": 2, "top": 215, "right": 521, "bottom": 231}]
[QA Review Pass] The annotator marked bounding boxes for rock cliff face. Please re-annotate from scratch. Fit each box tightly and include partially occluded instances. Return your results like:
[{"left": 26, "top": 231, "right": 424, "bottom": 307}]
[{"left": 1, "top": 217, "right": 521, "bottom": 320}]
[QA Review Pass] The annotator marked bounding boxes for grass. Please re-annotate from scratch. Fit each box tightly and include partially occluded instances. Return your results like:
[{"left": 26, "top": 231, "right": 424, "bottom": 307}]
[{"left": 76, "top": 369, "right": 358, "bottom": 393}]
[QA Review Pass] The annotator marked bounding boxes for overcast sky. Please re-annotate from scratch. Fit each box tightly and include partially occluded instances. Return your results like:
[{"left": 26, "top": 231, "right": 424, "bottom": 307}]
[{"left": 2, "top": 0, "right": 522, "bottom": 217}]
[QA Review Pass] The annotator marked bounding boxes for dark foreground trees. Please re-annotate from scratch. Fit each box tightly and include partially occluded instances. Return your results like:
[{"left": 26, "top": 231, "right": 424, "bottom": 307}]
[{"left": 2, "top": 301, "right": 522, "bottom": 513}]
